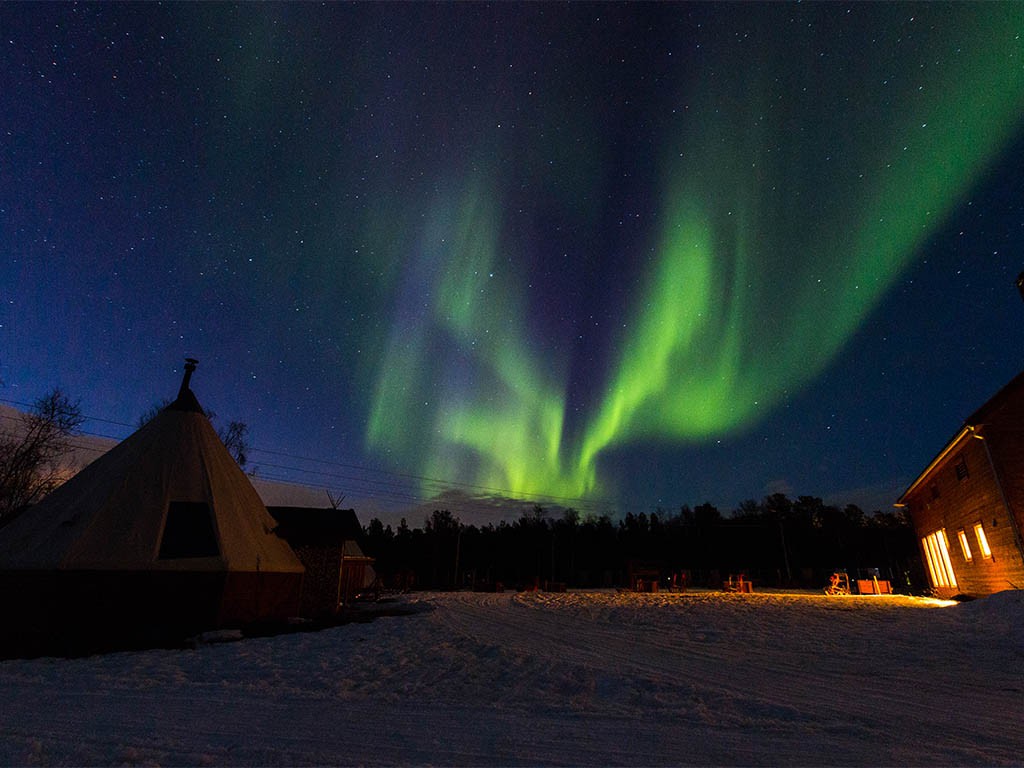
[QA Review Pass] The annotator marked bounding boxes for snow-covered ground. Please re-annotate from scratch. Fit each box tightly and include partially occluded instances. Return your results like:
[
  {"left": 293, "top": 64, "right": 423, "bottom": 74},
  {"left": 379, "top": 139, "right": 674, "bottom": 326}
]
[{"left": 1, "top": 589, "right": 1022, "bottom": 766}]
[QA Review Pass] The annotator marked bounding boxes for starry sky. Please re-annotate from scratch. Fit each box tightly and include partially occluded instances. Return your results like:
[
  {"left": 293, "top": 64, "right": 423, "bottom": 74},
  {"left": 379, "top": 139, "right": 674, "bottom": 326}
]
[{"left": 3, "top": 2, "right": 1024, "bottom": 525}]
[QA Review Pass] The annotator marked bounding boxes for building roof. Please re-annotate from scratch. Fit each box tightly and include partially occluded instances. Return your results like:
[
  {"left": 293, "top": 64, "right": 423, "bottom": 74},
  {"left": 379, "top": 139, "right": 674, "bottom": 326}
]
[
  {"left": 268, "top": 506, "right": 365, "bottom": 546},
  {"left": 896, "top": 368, "right": 1024, "bottom": 505},
  {"left": 962, "top": 368, "right": 1024, "bottom": 425}
]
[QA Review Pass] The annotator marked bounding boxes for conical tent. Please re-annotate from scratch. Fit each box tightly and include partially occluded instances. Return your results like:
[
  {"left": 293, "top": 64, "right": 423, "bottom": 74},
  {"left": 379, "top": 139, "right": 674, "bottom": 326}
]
[{"left": 0, "top": 364, "right": 304, "bottom": 645}]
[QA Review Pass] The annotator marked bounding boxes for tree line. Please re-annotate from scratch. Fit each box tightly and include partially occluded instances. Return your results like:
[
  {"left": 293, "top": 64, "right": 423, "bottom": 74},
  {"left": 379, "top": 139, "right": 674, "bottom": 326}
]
[{"left": 362, "top": 496, "right": 924, "bottom": 593}]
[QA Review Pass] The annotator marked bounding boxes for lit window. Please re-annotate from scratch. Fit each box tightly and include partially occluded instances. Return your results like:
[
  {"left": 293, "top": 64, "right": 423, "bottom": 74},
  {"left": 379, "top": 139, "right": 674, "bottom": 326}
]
[
  {"left": 921, "top": 535, "right": 938, "bottom": 585},
  {"left": 921, "top": 529, "right": 958, "bottom": 588},
  {"left": 974, "top": 523, "right": 992, "bottom": 560},
  {"left": 957, "top": 529, "right": 973, "bottom": 562}
]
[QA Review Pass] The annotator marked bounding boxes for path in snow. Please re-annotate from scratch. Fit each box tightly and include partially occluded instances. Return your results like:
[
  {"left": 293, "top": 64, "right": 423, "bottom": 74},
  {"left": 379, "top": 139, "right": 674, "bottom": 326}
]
[{"left": 1, "top": 590, "right": 1021, "bottom": 765}]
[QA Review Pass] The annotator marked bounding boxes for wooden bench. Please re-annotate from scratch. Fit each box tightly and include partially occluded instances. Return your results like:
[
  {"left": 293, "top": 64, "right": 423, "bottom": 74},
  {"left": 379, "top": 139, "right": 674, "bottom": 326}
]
[
  {"left": 855, "top": 578, "right": 892, "bottom": 595},
  {"left": 723, "top": 575, "right": 753, "bottom": 593}
]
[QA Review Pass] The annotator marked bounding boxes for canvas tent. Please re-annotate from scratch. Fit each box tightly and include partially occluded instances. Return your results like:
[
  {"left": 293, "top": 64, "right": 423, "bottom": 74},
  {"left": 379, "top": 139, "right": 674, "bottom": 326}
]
[{"left": 0, "top": 361, "right": 304, "bottom": 650}]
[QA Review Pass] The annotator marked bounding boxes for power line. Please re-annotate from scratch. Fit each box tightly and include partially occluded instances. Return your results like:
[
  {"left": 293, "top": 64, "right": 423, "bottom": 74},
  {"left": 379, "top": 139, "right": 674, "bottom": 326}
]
[
  {"left": 245, "top": 446, "right": 619, "bottom": 509},
  {"left": 0, "top": 397, "right": 136, "bottom": 431},
  {"left": 2, "top": 398, "right": 622, "bottom": 515}
]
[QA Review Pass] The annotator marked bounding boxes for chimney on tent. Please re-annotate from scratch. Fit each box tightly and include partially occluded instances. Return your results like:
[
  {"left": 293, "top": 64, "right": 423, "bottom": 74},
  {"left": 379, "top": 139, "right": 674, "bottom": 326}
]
[
  {"left": 168, "top": 357, "right": 204, "bottom": 413},
  {"left": 178, "top": 357, "right": 199, "bottom": 399}
]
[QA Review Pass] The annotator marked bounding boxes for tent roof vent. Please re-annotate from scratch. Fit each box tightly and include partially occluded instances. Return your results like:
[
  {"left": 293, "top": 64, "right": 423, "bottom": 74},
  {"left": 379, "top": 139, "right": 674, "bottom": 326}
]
[{"left": 168, "top": 357, "right": 204, "bottom": 413}]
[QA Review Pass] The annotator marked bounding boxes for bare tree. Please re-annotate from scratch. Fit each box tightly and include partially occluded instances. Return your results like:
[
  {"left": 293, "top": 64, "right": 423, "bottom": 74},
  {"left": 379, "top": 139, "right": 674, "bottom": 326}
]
[
  {"left": 136, "top": 399, "right": 171, "bottom": 429},
  {"left": 218, "top": 419, "right": 250, "bottom": 469},
  {"left": 0, "top": 389, "right": 84, "bottom": 523},
  {"left": 137, "top": 402, "right": 250, "bottom": 469}
]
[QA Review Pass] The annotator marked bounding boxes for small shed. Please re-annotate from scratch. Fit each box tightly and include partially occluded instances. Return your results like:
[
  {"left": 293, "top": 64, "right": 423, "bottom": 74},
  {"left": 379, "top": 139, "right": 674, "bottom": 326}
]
[
  {"left": 897, "top": 370, "right": 1024, "bottom": 597},
  {"left": 268, "top": 506, "right": 376, "bottom": 618}
]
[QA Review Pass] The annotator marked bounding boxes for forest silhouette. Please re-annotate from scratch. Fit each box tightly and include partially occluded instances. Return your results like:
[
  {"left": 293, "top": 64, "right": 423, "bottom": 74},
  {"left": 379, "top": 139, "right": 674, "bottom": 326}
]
[{"left": 363, "top": 495, "right": 921, "bottom": 593}]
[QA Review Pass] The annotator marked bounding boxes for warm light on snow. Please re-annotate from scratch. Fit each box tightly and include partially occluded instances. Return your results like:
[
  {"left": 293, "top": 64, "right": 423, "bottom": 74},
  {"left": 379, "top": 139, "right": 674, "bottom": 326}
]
[{"left": 1, "top": 589, "right": 1019, "bottom": 765}]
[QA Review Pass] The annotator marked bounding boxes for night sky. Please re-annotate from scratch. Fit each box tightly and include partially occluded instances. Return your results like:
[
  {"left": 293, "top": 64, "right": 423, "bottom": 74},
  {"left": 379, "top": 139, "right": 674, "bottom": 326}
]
[{"left": 3, "top": 2, "right": 1024, "bottom": 525}]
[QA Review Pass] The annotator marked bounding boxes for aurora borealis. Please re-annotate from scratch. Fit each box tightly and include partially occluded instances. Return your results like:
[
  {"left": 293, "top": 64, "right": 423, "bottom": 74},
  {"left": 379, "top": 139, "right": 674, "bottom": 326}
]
[{"left": 3, "top": 3, "right": 1024, "bottom": 521}]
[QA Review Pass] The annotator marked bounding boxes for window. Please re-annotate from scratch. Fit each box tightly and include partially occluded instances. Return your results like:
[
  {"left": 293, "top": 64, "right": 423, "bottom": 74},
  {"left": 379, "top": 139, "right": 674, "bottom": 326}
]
[
  {"left": 957, "top": 529, "right": 973, "bottom": 562},
  {"left": 921, "top": 529, "right": 958, "bottom": 588},
  {"left": 955, "top": 455, "right": 969, "bottom": 481},
  {"left": 158, "top": 501, "right": 219, "bottom": 559},
  {"left": 974, "top": 523, "right": 992, "bottom": 560},
  {"left": 929, "top": 482, "right": 941, "bottom": 500}
]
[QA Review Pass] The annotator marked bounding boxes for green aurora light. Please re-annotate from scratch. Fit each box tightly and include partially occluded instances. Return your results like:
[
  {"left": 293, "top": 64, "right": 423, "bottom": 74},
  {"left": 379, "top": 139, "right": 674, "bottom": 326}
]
[{"left": 366, "top": 5, "right": 1024, "bottom": 505}]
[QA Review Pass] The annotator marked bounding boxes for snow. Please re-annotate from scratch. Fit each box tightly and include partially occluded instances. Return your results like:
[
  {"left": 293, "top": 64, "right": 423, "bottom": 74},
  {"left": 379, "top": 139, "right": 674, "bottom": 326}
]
[{"left": 1, "top": 589, "right": 1022, "bottom": 766}]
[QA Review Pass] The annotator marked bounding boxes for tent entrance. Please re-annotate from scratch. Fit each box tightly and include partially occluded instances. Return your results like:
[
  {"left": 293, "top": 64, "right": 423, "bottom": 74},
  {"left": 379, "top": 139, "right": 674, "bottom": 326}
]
[{"left": 158, "top": 501, "right": 219, "bottom": 559}]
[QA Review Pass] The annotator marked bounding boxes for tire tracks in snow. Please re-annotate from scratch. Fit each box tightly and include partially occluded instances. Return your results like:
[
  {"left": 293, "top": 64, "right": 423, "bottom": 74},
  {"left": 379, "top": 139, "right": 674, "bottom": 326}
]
[{"left": 425, "top": 591, "right": 1023, "bottom": 765}]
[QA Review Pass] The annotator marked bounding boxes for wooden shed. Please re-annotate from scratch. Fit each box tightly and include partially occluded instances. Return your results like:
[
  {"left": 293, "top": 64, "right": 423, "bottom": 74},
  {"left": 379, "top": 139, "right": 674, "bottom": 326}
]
[
  {"left": 897, "top": 371, "right": 1024, "bottom": 597},
  {"left": 268, "top": 506, "right": 375, "bottom": 618}
]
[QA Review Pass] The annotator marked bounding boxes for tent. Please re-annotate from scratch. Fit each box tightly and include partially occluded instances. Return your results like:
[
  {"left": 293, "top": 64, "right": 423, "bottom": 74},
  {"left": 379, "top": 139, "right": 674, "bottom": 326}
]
[{"left": 0, "top": 361, "right": 304, "bottom": 650}]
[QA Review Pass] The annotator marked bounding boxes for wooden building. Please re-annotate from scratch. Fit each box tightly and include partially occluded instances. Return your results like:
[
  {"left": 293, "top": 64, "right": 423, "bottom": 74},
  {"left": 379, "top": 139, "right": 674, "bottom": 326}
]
[
  {"left": 897, "top": 371, "right": 1024, "bottom": 597},
  {"left": 268, "top": 506, "right": 375, "bottom": 618}
]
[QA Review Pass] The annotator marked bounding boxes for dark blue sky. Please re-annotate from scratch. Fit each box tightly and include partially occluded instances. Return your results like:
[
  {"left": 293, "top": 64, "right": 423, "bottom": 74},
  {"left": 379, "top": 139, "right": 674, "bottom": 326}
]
[{"left": 3, "top": 3, "right": 1023, "bottom": 524}]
